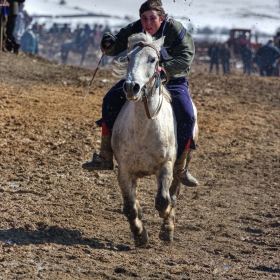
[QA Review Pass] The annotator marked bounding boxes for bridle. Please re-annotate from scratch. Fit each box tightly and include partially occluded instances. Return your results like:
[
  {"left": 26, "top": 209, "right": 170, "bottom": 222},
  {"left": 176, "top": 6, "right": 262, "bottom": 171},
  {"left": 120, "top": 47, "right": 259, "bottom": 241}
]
[{"left": 136, "top": 42, "right": 170, "bottom": 119}]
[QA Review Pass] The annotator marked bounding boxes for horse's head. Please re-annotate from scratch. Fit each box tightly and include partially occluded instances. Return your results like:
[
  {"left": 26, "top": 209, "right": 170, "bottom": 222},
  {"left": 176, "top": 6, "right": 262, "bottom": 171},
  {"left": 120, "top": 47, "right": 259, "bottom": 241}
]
[{"left": 122, "top": 33, "right": 164, "bottom": 101}]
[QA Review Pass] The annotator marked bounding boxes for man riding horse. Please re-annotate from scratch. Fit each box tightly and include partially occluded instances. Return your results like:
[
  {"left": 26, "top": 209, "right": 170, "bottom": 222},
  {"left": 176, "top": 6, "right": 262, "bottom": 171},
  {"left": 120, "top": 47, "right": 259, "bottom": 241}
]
[{"left": 82, "top": 0, "right": 198, "bottom": 187}]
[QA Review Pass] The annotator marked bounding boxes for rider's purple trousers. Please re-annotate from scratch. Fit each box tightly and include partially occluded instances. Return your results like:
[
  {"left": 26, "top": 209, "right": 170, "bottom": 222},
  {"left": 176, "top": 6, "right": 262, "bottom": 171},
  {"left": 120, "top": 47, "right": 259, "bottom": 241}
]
[{"left": 96, "top": 77, "right": 196, "bottom": 158}]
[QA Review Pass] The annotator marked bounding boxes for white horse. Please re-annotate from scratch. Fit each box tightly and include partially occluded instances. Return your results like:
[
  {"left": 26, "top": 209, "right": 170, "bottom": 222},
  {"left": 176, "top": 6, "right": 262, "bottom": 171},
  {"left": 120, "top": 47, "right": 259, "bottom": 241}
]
[{"left": 111, "top": 32, "right": 198, "bottom": 247}]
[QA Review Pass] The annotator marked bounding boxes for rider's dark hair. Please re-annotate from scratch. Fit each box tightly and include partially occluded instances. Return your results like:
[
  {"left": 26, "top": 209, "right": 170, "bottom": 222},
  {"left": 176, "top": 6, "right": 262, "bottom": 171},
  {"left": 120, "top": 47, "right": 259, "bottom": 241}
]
[{"left": 139, "top": 0, "right": 167, "bottom": 18}]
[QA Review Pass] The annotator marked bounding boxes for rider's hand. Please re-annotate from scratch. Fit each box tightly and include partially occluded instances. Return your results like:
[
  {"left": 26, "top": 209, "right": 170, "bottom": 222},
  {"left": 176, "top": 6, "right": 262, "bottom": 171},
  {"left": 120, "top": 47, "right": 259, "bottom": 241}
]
[
  {"left": 104, "top": 41, "right": 111, "bottom": 48},
  {"left": 101, "top": 36, "right": 115, "bottom": 49}
]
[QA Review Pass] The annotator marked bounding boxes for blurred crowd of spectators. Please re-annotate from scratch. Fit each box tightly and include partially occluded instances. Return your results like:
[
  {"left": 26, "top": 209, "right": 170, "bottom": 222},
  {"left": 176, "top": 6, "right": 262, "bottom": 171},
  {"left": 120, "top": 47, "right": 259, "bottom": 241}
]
[
  {"left": 1, "top": 1, "right": 280, "bottom": 76},
  {"left": 0, "top": 0, "right": 114, "bottom": 66},
  {"left": 207, "top": 38, "right": 280, "bottom": 77}
]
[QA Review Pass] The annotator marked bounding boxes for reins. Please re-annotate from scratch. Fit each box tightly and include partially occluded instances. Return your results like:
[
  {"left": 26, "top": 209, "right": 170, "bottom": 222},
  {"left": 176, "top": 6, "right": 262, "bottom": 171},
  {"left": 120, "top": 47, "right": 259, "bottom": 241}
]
[{"left": 136, "top": 42, "right": 170, "bottom": 119}]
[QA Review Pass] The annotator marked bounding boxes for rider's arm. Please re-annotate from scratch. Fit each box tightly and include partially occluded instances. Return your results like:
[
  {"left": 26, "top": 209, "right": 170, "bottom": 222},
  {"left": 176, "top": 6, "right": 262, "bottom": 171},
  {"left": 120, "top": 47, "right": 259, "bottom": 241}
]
[{"left": 161, "top": 19, "right": 195, "bottom": 78}]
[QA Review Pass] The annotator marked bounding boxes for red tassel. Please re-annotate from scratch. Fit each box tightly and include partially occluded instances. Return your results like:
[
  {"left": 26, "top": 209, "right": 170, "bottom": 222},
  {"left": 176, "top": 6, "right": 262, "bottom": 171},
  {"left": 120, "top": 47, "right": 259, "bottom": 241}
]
[
  {"left": 184, "top": 138, "right": 191, "bottom": 152},
  {"left": 102, "top": 121, "right": 110, "bottom": 136}
]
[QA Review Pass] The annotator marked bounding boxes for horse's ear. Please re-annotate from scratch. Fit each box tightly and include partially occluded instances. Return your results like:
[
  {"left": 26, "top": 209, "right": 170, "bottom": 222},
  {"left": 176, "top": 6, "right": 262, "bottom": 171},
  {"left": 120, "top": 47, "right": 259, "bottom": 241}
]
[{"left": 153, "top": 36, "right": 165, "bottom": 50}]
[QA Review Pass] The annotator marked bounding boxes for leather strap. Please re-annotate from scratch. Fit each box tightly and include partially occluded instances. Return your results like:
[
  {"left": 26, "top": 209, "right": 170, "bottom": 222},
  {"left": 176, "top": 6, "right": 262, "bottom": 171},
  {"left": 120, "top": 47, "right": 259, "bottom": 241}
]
[{"left": 135, "top": 41, "right": 169, "bottom": 119}]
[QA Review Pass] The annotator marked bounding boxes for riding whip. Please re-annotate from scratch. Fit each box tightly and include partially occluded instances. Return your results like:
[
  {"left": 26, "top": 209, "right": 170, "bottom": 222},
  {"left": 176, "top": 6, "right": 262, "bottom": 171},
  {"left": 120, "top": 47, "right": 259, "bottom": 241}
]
[{"left": 83, "top": 49, "right": 106, "bottom": 101}]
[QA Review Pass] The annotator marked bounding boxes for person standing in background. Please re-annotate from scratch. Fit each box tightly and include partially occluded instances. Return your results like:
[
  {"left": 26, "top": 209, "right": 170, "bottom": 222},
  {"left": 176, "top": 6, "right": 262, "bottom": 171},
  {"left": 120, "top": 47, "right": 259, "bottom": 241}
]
[
  {"left": 253, "top": 40, "right": 280, "bottom": 77},
  {"left": 219, "top": 42, "right": 231, "bottom": 74},
  {"left": 20, "top": 22, "right": 38, "bottom": 54},
  {"left": 5, "top": 0, "right": 25, "bottom": 53},
  {"left": 208, "top": 42, "right": 220, "bottom": 74},
  {"left": 1, "top": 0, "right": 9, "bottom": 51},
  {"left": 241, "top": 43, "right": 254, "bottom": 75},
  {"left": 13, "top": 2, "right": 30, "bottom": 43}
]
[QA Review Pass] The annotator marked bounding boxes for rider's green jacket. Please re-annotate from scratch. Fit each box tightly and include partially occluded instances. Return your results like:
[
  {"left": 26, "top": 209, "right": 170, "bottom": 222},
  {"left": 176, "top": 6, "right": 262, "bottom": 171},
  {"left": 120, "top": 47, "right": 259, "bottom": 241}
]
[{"left": 101, "top": 18, "right": 195, "bottom": 80}]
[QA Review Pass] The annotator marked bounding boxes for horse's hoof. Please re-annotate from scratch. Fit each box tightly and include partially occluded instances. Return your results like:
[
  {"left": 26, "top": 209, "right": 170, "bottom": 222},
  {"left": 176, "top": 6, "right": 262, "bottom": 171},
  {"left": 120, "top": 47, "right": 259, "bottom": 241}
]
[
  {"left": 134, "top": 227, "right": 149, "bottom": 247},
  {"left": 159, "top": 229, "right": 174, "bottom": 242},
  {"left": 171, "top": 198, "right": 177, "bottom": 207}
]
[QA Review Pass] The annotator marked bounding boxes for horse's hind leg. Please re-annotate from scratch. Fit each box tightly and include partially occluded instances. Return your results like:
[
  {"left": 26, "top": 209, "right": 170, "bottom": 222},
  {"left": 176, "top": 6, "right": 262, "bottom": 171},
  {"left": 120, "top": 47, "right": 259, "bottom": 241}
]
[
  {"left": 159, "top": 178, "right": 181, "bottom": 242},
  {"left": 118, "top": 170, "right": 148, "bottom": 247}
]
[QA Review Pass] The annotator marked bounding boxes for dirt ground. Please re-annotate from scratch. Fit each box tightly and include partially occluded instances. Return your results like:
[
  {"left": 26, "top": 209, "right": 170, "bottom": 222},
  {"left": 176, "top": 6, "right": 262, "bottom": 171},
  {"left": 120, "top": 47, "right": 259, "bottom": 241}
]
[{"left": 0, "top": 50, "right": 279, "bottom": 280}]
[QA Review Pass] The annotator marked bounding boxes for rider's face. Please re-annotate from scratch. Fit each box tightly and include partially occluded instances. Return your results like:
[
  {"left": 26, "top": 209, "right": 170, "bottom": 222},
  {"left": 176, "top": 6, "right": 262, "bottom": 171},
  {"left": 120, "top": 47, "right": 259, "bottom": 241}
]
[{"left": 140, "top": 10, "right": 164, "bottom": 36}]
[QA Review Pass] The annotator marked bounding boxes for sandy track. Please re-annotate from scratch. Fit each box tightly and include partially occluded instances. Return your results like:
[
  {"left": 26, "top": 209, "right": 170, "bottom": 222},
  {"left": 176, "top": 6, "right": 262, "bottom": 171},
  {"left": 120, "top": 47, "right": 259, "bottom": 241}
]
[{"left": 0, "top": 51, "right": 279, "bottom": 279}]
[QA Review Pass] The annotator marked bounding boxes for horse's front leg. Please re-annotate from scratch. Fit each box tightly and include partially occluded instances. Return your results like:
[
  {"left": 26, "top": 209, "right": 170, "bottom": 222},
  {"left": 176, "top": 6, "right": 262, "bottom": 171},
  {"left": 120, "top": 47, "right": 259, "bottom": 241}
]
[
  {"left": 159, "top": 178, "right": 181, "bottom": 242},
  {"left": 118, "top": 169, "right": 149, "bottom": 247},
  {"left": 155, "top": 163, "right": 173, "bottom": 219},
  {"left": 156, "top": 162, "right": 181, "bottom": 242}
]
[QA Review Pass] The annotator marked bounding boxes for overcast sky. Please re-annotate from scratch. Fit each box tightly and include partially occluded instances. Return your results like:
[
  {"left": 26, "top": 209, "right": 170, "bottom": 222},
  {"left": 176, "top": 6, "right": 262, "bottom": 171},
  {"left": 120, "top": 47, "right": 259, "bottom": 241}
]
[{"left": 24, "top": 0, "right": 280, "bottom": 34}]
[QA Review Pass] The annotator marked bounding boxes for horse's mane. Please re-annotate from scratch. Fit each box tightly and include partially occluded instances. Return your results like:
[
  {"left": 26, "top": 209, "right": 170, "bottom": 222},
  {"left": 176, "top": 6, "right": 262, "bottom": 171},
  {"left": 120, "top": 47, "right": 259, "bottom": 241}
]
[
  {"left": 127, "top": 32, "right": 154, "bottom": 52},
  {"left": 112, "top": 33, "right": 171, "bottom": 102},
  {"left": 113, "top": 33, "right": 153, "bottom": 79}
]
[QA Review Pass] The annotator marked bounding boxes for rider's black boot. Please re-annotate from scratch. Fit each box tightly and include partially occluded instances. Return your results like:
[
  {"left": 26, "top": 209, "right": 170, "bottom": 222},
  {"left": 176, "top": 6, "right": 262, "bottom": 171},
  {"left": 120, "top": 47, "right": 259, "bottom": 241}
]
[
  {"left": 82, "top": 133, "right": 114, "bottom": 171},
  {"left": 173, "top": 149, "right": 199, "bottom": 187},
  {"left": 82, "top": 152, "right": 114, "bottom": 171}
]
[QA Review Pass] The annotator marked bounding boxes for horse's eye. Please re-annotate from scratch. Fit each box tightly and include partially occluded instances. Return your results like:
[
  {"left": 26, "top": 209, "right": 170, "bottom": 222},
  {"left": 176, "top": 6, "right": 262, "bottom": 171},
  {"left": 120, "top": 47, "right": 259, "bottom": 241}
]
[
  {"left": 150, "top": 58, "right": 156, "bottom": 63},
  {"left": 127, "top": 56, "right": 130, "bottom": 62}
]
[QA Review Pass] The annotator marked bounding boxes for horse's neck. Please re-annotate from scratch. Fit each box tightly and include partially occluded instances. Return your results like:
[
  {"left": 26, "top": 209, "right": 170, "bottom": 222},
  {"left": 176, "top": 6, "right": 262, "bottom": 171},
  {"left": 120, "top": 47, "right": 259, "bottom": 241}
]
[{"left": 130, "top": 87, "right": 162, "bottom": 125}]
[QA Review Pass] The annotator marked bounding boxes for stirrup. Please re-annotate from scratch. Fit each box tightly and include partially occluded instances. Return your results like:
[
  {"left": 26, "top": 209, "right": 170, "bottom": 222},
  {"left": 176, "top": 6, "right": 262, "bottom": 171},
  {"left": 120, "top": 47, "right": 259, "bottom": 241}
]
[
  {"left": 82, "top": 153, "right": 114, "bottom": 171},
  {"left": 173, "top": 168, "right": 199, "bottom": 187}
]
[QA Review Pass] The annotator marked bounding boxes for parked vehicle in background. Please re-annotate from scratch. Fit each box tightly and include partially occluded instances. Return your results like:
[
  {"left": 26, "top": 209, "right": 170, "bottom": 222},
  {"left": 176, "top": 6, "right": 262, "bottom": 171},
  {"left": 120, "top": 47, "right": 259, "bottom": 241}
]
[{"left": 227, "top": 29, "right": 261, "bottom": 54}]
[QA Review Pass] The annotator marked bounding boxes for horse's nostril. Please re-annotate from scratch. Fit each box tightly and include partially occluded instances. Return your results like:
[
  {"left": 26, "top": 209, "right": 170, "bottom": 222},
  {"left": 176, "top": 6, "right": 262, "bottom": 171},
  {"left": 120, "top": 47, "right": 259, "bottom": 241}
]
[
  {"left": 124, "top": 82, "right": 140, "bottom": 94},
  {"left": 133, "top": 83, "right": 140, "bottom": 94},
  {"left": 123, "top": 82, "right": 128, "bottom": 93}
]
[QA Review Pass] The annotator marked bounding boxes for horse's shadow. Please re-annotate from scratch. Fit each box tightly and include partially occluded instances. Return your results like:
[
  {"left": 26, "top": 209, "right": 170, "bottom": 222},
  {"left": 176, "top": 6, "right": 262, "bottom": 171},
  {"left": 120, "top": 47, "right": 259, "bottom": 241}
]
[{"left": 0, "top": 225, "right": 130, "bottom": 251}]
